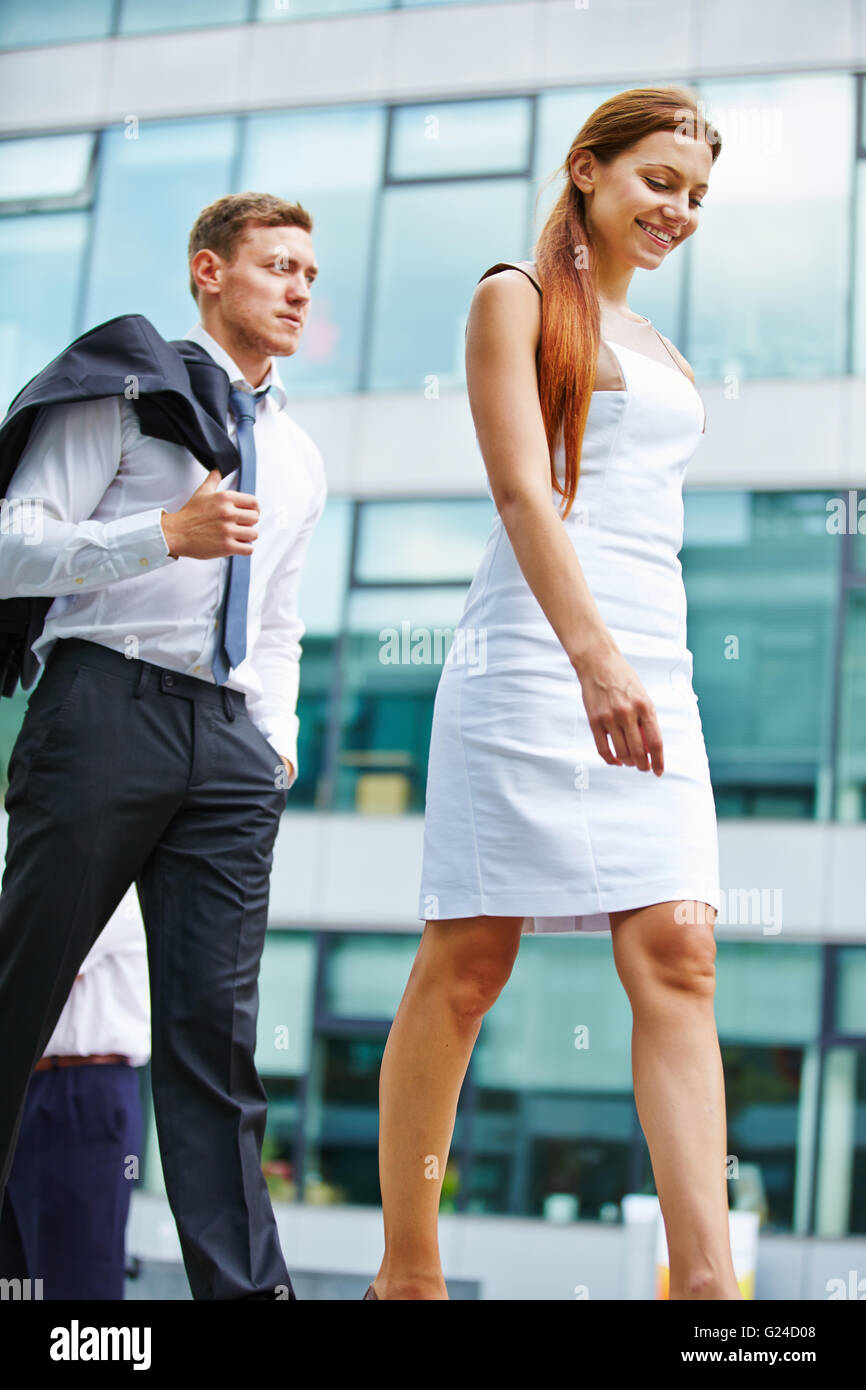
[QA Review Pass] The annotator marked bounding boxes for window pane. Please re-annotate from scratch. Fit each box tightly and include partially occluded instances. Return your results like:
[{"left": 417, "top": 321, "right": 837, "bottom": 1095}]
[
  {"left": 256, "top": 931, "right": 316, "bottom": 1075},
  {"left": 257, "top": 0, "right": 390, "bottom": 17},
  {"left": 243, "top": 106, "right": 386, "bottom": 395},
  {"left": 0, "top": 135, "right": 93, "bottom": 204},
  {"left": 855, "top": 164, "right": 866, "bottom": 375},
  {"left": 681, "top": 492, "right": 839, "bottom": 818},
  {"left": 324, "top": 934, "right": 418, "bottom": 1018},
  {"left": 355, "top": 499, "right": 493, "bottom": 582},
  {"left": 118, "top": 0, "right": 247, "bottom": 34},
  {"left": 0, "top": 213, "right": 89, "bottom": 411},
  {"left": 398, "top": 0, "right": 514, "bottom": 6},
  {"left": 339, "top": 586, "right": 467, "bottom": 812},
  {"left": 723, "top": 1044, "right": 804, "bottom": 1232},
  {"left": 470, "top": 937, "right": 635, "bottom": 1220},
  {"left": 390, "top": 99, "right": 530, "bottom": 179},
  {"left": 475, "top": 937, "right": 633, "bottom": 1091},
  {"left": 298, "top": 497, "right": 352, "bottom": 636},
  {"left": 815, "top": 1047, "right": 866, "bottom": 1235},
  {"left": 0, "top": 0, "right": 113, "bottom": 46},
  {"left": 837, "top": 589, "right": 866, "bottom": 821},
  {"left": 835, "top": 948, "right": 866, "bottom": 1036},
  {"left": 714, "top": 943, "right": 821, "bottom": 1042},
  {"left": 84, "top": 119, "right": 237, "bottom": 336},
  {"left": 691, "top": 75, "right": 853, "bottom": 379},
  {"left": 369, "top": 178, "right": 530, "bottom": 390}
]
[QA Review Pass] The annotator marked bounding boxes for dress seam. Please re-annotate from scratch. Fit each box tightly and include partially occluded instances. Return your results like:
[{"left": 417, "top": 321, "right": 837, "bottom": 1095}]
[{"left": 456, "top": 515, "right": 506, "bottom": 917}]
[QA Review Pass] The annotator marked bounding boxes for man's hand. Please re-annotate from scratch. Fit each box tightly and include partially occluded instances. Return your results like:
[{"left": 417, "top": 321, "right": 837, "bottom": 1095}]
[
  {"left": 161, "top": 470, "right": 259, "bottom": 560},
  {"left": 280, "top": 755, "right": 295, "bottom": 784}
]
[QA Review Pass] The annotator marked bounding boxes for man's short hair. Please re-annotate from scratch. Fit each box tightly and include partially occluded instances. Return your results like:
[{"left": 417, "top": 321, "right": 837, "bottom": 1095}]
[{"left": 187, "top": 192, "right": 313, "bottom": 300}]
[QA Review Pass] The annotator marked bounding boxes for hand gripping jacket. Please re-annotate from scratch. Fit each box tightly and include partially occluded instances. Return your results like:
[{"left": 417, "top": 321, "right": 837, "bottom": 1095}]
[{"left": 0, "top": 314, "right": 241, "bottom": 697}]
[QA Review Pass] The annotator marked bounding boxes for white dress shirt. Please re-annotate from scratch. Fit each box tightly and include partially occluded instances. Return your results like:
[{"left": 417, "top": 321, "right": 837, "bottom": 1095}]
[
  {"left": 0, "top": 322, "right": 327, "bottom": 788},
  {"left": 42, "top": 882, "right": 151, "bottom": 1068}
]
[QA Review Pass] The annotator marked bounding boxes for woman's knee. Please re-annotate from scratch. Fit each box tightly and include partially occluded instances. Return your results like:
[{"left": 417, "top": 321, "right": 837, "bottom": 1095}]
[
  {"left": 415, "top": 915, "right": 521, "bottom": 1020},
  {"left": 612, "top": 901, "right": 717, "bottom": 996}
]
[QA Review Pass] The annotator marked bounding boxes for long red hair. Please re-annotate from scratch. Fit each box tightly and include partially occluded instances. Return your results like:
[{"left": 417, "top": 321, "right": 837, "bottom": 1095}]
[{"left": 533, "top": 85, "right": 722, "bottom": 520}]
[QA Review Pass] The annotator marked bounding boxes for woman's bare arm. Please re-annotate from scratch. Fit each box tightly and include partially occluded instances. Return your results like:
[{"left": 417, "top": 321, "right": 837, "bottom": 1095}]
[{"left": 465, "top": 269, "right": 664, "bottom": 774}]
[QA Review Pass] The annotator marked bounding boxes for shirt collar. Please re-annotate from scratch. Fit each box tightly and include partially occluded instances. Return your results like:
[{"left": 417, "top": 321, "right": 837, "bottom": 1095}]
[{"left": 183, "top": 322, "right": 288, "bottom": 413}]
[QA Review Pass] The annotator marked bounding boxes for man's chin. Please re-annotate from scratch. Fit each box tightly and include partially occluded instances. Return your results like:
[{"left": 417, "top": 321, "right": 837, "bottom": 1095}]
[{"left": 262, "top": 331, "right": 301, "bottom": 358}]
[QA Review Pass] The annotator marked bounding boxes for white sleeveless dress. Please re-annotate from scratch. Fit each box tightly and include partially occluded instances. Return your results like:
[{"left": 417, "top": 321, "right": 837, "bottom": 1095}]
[{"left": 416, "top": 270, "right": 720, "bottom": 934}]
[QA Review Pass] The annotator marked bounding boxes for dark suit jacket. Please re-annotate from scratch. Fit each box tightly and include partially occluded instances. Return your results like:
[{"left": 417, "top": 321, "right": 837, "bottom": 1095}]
[{"left": 0, "top": 314, "right": 241, "bottom": 696}]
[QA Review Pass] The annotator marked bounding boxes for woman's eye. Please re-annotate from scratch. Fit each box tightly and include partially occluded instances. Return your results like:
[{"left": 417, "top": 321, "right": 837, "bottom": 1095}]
[{"left": 645, "top": 177, "right": 703, "bottom": 208}]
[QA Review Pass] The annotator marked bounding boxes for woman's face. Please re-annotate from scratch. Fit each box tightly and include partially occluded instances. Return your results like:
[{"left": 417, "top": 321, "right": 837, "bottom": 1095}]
[{"left": 571, "top": 130, "right": 713, "bottom": 268}]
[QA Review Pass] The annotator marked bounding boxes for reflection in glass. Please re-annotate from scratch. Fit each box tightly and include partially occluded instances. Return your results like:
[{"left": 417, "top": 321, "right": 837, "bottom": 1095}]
[
  {"left": 815, "top": 1047, "right": 865, "bottom": 1235},
  {"left": 856, "top": 164, "right": 866, "bottom": 375},
  {"left": 84, "top": 119, "right": 236, "bottom": 336},
  {"left": 324, "top": 934, "right": 418, "bottom": 1019},
  {"left": 243, "top": 106, "right": 386, "bottom": 395},
  {"left": 0, "top": 213, "right": 89, "bottom": 412},
  {"left": 836, "top": 590, "right": 866, "bottom": 821},
  {"left": 369, "top": 179, "right": 530, "bottom": 391},
  {"left": 339, "top": 585, "right": 469, "bottom": 812},
  {"left": 691, "top": 75, "right": 852, "bottom": 380},
  {"left": 0, "top": 0, "right": 113, "bottom": 45},
  {"left": 0, "top": 135, "right": 94, "bottom": 204},
  {"left": 298, "top": 497, "right": 352, "bottom": 637},
  {"left": 681, "top": 491, "right": 839, "bottom": 818},
  {"left": 118, "top": 0, "right": 247, "bottom": 33},
  {"left": 835, "top": 948, "right": 866, "bottom": 1036},
  {"left": 717, "top": 1045, "right": 803, "bottom": 1232},
  {"left": 390, "top": 98, "right": 530, "bottom": 179},
  {"left": 257, "top": 0, "right": 389, "bottom": 17},
  {"left": 355, "top": 499, "right": 493, "bottom": 582}
]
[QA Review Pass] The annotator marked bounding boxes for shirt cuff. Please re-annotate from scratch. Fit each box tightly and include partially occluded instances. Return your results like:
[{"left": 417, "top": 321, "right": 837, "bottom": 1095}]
[
  {"left": 257, "top": 719, "right": 299, "bottom": 791},
  {"left": 106, "top": 506, "right": 178, "bottom": 572}
]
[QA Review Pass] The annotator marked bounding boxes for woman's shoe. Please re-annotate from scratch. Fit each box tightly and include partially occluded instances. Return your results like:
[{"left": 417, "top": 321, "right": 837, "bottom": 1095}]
[{"left": 362, "top": 1283, "right": 379, "bottom": 1299}]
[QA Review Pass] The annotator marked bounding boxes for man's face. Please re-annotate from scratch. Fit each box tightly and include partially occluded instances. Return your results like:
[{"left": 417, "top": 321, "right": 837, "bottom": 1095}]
[{"left": 202, "top": 223, "right": 318, "bottom": 359}]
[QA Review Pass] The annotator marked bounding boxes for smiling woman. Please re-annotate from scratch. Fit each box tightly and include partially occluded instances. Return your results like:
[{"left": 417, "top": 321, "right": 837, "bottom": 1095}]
[{"left": 363, "top": 85, "right": 743, "bottom": 1304}]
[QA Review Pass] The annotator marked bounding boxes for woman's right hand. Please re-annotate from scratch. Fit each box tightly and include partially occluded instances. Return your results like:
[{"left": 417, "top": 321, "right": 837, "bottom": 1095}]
[{"left": 575, "top": 644, "right": 665, "bottom": 775}]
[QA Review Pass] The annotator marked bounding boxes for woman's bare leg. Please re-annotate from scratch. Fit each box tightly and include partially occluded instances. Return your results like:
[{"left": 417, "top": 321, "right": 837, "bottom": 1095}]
[
  {"left": 609, "top": 899, "right": 743, "bottom": 1299},
  {"left": 371, "top": 914, "right": 524, "bottom": 1300}
]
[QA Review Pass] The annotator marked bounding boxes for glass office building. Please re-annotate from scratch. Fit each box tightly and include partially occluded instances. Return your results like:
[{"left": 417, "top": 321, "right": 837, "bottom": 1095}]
[{"left": 0, "top": 1, "right": 864, "bottom": 1292}]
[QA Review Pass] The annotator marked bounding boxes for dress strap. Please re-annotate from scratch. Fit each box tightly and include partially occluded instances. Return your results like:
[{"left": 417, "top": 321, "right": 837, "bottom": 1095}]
[{"left": 477, "top": 260, "right": 542, "bottom": 297}]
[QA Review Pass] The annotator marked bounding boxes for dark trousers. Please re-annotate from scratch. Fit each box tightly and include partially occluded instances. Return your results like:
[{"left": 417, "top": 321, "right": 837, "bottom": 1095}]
[
  {"left": 0, "top": 1062, "right": 142, "bottom": 1299},
  {"left": 0, "top": 638, "right": 293, "bottom": 1299}
]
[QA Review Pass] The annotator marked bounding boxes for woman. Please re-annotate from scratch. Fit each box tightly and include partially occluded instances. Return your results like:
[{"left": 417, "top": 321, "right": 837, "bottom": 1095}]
[{"left": 365, "top": 86, "right": 741, "bottom": 1301}]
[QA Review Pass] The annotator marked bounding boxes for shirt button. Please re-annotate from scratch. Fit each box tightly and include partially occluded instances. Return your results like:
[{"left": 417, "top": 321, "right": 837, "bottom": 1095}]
[
  {"left": 193, "top": 666, "right": 200, "bottom": 672},
  {"left": 75, "top": 577, "right": 83, "bottom": 584},
  {"left": 139, "top": 557, "right": 149, "bottom": 566}
]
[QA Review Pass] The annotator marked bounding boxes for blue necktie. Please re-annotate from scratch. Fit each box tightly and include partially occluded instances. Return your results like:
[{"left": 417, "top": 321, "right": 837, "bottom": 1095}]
[{"left": 212, "top": 384, "right": 271, "bottom": 685}]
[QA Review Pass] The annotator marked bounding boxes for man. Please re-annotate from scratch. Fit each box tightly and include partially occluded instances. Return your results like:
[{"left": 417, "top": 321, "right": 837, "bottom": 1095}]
[
  {"left": 0, "top": 883, "right": 148, "bottom": 1299},
  {"left": 0, "top": 192, "right": 326, "bottom": 1299}
]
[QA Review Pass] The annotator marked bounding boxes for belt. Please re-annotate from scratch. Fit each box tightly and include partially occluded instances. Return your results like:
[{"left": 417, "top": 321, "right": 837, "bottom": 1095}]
[
  {"left": 46, "top": 637, "right": 247, "bottom": 721},
  {"left": 34, "top": 1053, "right": 130, "bottom": 1072}
]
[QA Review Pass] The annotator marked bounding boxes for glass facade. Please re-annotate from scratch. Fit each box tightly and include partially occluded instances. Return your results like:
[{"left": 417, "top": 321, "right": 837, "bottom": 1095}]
[
  {"left": 0, "top": 0, "right": 531, "bottom": 47},
  {"left": 133, "top": 930, "right": 865, "bottom": 1235}
]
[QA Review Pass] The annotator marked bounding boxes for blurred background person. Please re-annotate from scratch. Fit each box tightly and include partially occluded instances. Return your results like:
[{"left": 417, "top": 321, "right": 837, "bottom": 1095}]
[{"left": 0, "top": 883, "right": 148, "bottom": 1300}]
